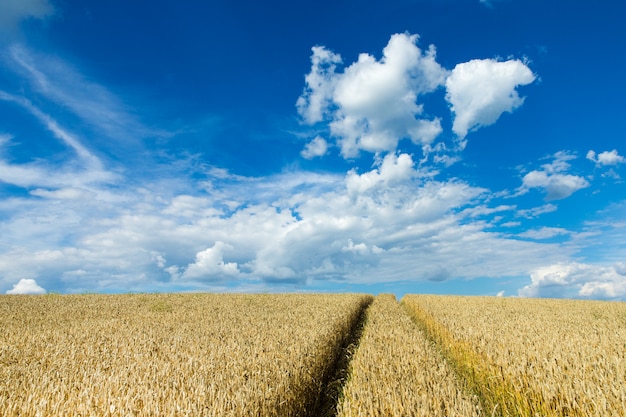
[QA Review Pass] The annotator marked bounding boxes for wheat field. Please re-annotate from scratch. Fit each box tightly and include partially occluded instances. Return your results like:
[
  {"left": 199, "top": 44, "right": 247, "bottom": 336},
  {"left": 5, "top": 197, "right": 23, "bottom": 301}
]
[
  {"left": 403, "top": 295, "right": 626, "bottom": 417},
  {"left": 336, "top": 294, "right": 482, "bottom": 417},
  {"left": 2, "top": 293, "right": 625, "bottom": 416},
  {"left": 0, "top": 293, "right": 372, "bottom": 417}
]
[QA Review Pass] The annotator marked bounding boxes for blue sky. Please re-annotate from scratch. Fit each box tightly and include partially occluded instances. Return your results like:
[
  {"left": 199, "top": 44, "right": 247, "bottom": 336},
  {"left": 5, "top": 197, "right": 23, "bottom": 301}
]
[{"left": 1, "top": 0, "right": 626, "bottom": 298}]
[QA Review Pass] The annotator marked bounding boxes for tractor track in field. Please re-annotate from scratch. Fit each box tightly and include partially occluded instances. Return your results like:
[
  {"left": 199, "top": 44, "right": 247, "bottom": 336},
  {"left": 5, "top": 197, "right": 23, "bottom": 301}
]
[{"left": 310, "top": 296, "right": 373, "bottom": 417}]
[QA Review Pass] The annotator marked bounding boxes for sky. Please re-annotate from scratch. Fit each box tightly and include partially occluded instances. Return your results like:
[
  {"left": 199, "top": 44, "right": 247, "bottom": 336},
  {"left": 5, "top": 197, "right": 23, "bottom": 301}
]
[{"left": 1, "top": 0, "right": 625, "bottom": 299}]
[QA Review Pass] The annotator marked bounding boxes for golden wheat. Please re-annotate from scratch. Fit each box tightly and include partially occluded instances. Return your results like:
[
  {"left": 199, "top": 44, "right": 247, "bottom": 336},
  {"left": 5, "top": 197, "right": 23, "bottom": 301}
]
[
  {"left": 0, "top": 293, "right": 372, "bottom": 417},
  {"left": 336, "top": 294, "right": 483, "bottom": 417},
  {"left": 403, "top": 295, "right": 626, "bottom": 417}
]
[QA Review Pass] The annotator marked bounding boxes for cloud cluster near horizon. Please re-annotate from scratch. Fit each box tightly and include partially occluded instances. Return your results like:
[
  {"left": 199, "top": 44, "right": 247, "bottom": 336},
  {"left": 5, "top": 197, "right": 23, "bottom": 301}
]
[{"left": 6, "top": 278, "right": 46, "bottom": 294}]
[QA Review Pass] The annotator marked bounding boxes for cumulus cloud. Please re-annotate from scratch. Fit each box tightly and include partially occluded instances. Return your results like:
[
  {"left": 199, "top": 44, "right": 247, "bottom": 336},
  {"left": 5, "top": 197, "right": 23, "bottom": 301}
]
[
  {"left": 519, "top": 262, "right": 626, "bottom": 299},
  {"left": 297, "top": 33, "right": 536, "bottom": 160},
  {"left": 586, "top": 149, "right": 625, "bottom": 166},
  {"left": 174, "top": 242, "right": 240, "bottom": 280},
  {"left": 445, "top": 58, "right": 536, "bottom": 139},
  {"left": 522, "top": 171, "right": 589, "bottom": 200},
  {"left": 298, "top": 33, "right": 448, "bottom": 158},
  {"left": 0, "top": 162, "right": 576, "bottom": 293},
  {"left": 296, "top": 46, "right": 342, "bottom": 124},
  {"left": 519, "top": 152, "right": 590, "bottom": 200},
  {"left": 6, "top": 278, "right": 46, "bottom": 294},
  {"left": 0, "top": 0, "right": 54, "bottom": 34},
  {"left": 301, "top": 135, "right": 329, "bottom": 159},
  {"left": 346, "top": 152, "right": 416, "bottom": 195}
]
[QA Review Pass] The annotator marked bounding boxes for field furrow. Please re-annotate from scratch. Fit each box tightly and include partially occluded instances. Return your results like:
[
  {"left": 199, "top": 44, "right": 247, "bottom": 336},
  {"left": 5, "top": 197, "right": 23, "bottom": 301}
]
[
  {"left": 403, "top": 295, "right": 626, "bottom": 417},
  {"left": 336, "top": 294, "right": 483, "bottom": 417},
  {"left": 0, "top": 293, "right": 372, "bottom": 417}
]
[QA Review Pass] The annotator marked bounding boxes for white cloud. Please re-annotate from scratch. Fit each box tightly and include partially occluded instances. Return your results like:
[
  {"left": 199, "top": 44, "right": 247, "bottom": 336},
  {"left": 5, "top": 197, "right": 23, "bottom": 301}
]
[
  {"left": 297, "top": 35, "right": 537, "bottom": 159},
  {"left": 6, "top": 46, "right": 159, "bottom": 151},
  {"left": 0, "top": 162, "right": 577, "bottom": 293},
  {"left": 516, "top": 203, "right": 558, "bottom": 218},
  {"left": 341, "top": 239, "right": 383, "bottom": 255},
  {"left": 30, "top": 187, "right": 97, "bottom": 200},
  {"left": 445, "top": 58, "right": 535, "bottom": 138},
  {"left": 298, "top": 33, "right": 448, "bottom": 158},
  {"left": 177, "top": 242, "right": 240, "bottom": 280},
  {"left": 2, "top": 32, "right": 611, "bottom": 297},
  {"left": 0, "top": 0, "right": 54, "bottom": 33},
  {"left": 519, "top": 227, "right": 570, "bottom": 240},
  {"left": 519, "top": 262, "right": 626, "bottom": 299},
  {"left": 0, "top": 90, "right": 100, "bottom": 165},
  {"left": 586, "top": 149, "right": 625, "bottom": 166},
  {"left": 301, "top": 135, "right": 328, "bottom": 159},
  {"left": 346, "top": 152, "right": 416, "bottom": 195},
  {"left": 6, "top": 278, "right": 46, "bottom": 294},
  {"left": 0, "top": 90, "right": 117, "bottom": 190},
  {"left": 296, "top": 46, "right": 342, "bottom": 124},
  {"left": 522, "top": 171, "right": 589, "bottom": 201},
  {"left": 519, "top": 152, "right": 590, "bottom": 200}
]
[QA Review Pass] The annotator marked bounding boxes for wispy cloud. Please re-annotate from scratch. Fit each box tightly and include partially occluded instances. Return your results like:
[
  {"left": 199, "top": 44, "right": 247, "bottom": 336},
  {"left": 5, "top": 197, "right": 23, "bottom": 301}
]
[
  {"left": 518, "top": 227, "right": 571, "bottom": 240},
  {"left": 6, "top": 46, "right": 167, "bottom": 155},
  {"left": 0, "top": 0, "right": 54, "bottom": 35},
  {"left": 0, "top": 90, "right": 117, "bottom": 189}
]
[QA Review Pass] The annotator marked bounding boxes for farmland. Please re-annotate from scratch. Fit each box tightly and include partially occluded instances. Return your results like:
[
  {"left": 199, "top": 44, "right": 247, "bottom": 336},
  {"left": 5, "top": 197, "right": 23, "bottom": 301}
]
[
  {"left": 0, "top": 293, "right": 372, "bottom": 416},
  {"left": 1, "top": 293, "right": 625, "bottom": 416},
  {"left": 336, "top": 294, "right": 482, "bottom": 417},
  {"left": 403, "top": 295, "right": 626, "bottom": 417}
]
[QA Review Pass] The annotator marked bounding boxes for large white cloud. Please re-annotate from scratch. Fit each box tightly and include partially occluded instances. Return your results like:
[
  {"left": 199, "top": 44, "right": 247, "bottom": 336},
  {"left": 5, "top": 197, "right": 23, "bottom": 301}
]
[
  {"left": 6, "top": 278, "right": 46, "bottom": 294},
  {"left": 298, "top": 33, "right": 448, "bottom": 158},
  {"left": 519, "top": 262, "right": 626, "bottom": 299},
  {"left": 445, "top": 58, "right": 536, "bottom": 139},
  {"left": 298, "top": 33, "right": 537, "bottom": 160}
]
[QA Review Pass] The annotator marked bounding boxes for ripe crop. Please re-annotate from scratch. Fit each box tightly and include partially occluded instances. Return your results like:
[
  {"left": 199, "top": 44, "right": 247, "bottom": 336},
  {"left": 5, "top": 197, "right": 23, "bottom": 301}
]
[
  {"left": 403, "top": 295, "right": 626, "bottom": 417},
  {"left": 336, "top": 294, "right": 482, "bottom": 417},
  {"left": 0, "top": 293, "right": 372, "bottom": 416},
  {"left": 3, "top": 292, "right": 624, "bottom": 416}
]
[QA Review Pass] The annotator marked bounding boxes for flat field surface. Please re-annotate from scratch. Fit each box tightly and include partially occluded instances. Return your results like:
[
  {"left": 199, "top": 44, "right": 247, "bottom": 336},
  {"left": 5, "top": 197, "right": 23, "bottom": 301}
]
[{"left": 0, "top": 293, "right": 371, "bottom": 417}]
